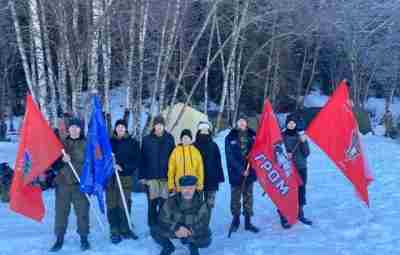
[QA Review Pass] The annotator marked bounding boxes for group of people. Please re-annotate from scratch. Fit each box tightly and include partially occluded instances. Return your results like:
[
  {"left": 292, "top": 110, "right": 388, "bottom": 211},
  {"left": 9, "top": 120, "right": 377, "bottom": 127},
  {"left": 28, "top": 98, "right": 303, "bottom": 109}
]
[{"left": 45, "top": 113, "right": 312, "bottom": 255}]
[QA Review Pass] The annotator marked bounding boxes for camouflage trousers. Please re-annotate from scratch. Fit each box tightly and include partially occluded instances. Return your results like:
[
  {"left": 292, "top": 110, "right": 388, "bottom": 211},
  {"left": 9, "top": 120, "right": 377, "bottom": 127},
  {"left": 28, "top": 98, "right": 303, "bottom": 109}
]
[
  {"left": 106, "top": 175, "right": 133, "bottom": 235},
  {"left": 151, "top": 225, "right": 212, "bottom": 249},
  {"left": 145, "top": 179, "right": 168, "bottom": 227},
  {"left": 230, "top": 183, "right": 254, "bottom": 217},
  {"left": 54, "top": 184, "right": 90, "bottom": 237}
]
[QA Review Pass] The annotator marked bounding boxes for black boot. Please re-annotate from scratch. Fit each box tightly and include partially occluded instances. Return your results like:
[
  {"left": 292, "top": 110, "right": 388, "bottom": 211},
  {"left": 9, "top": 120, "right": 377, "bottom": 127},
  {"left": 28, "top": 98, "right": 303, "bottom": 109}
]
[
  {"left": 148, "top": 199, "right": 159, "bottom": 227},
  {"left": 121, "top": 230, "right": 139, "bottom": 240},
  {"left": 110, "top": 234, "right": 122, "bottom": 244},
  {"left": 159, "top": 239, "right": 175, "bottom": 255},
  {"left": 278, "top": 210, "right": 292, "bottom": 229},
  {"left": 189, "top": 243, "right": 200, "bottom": 255},
  {"left": 230, "top": 215, "right": 240, "bottom": 233},
  {"left": 49, "top": 235, "right": 64, "bottom": 252},
  {"left": 298, "top": 206, "right": 313, "bottom": 226},
  {"left": 245, "top": 215, "right": 260, "bottom": 233},
  {"left": 80, "top": 236, "right": 90, "bottom": 251}
]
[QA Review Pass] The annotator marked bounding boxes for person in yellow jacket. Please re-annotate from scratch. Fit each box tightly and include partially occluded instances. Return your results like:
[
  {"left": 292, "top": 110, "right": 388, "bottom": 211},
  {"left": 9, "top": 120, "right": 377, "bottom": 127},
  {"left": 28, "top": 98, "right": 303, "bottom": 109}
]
[{"left": 168, "top": 129, "right": 204, "bottom": 193}]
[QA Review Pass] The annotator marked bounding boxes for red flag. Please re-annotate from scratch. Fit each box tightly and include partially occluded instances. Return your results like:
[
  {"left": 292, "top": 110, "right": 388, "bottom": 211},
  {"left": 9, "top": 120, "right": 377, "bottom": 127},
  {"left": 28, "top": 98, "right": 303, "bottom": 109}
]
[
  {"left": 10, "top": 95, "right": 64, "bottom": 221},
  {"left": 306, "top": 80, "right": 373, "bottom": 206},
  {"left": 248, "top": 100, "right": 301, "bottom": 224}
]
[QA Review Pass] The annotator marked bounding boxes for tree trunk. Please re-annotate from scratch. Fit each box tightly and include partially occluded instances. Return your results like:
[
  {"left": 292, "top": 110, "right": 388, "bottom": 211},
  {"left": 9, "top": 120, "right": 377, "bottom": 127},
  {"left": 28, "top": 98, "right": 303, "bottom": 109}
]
[
  {"left": 38, "top": 0, "right": 58, "bottom": 126},
  {"left": 102, "top": 0, "right": 112, "bottom": 117},
  {"left": 159, "top": 0, "right": 182, "bottom": 112},
  {"left": 10, "top": 0, "right": 35, "bottom": 99},
  {"left": 216, "top": 0, "right": 249, "bottom": 132},
  {"left": 88, "top": 0, "right": 103, "bottom": 92},
  {"left": 204, "top": 13, "right": 217, "bottom": 114},
  {"left": 30, "top": 0, "right": 48, "bottom": 120}
]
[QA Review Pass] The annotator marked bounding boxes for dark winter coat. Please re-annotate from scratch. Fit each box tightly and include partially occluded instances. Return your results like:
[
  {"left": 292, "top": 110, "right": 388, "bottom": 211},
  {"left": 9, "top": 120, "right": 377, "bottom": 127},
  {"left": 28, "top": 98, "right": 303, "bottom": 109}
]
[
  {"left": 157, "top": 192, "right": 211, "bottom": 239},
  {"left": 139, "top": 131, "right": 175, "bottom": 180},
  {"left": 282, "top": 129, "right": 310, "bottom": 171},
  {"left": 194, "top": 133, "right": 225, "bottom": 191},
  {"left": 225, "top": 128, "right": 257, "bottom": 186},
  {"left": 110, "top": 134, "right": 140, "bottom": 177}
]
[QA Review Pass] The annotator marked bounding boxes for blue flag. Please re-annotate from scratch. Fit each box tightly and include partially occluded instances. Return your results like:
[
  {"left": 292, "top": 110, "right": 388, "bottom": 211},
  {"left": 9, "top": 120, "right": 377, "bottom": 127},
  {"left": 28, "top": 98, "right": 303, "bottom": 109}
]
[{"left": 80, "top": 95, "right": 114, "bottom": 213}]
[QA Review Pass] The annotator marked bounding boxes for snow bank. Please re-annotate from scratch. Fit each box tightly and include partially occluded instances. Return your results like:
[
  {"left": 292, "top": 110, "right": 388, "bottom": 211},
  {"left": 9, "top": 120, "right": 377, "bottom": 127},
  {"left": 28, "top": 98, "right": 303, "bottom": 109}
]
[{"left": 303, "top": 90, "right": 329, "bottom": 108}]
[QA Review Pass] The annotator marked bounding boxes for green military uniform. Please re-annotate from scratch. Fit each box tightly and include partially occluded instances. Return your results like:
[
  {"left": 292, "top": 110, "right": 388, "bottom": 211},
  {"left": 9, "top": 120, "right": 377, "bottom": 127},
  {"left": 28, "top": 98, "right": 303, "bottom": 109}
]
[
  {"left": 54, "top": 137, "right": 90, "bottom": 237},
  {"left": 151, "top": 192, "right": 212, "bottom": 250},
  {"left": 230, "top": 131, "right": 254, "bottom": 217},
  {"left": 230, "top": 183, "right": 254, "bottom": 217},
  {"left": 106, "top": 175, "right": 133, "bottom": 235}
]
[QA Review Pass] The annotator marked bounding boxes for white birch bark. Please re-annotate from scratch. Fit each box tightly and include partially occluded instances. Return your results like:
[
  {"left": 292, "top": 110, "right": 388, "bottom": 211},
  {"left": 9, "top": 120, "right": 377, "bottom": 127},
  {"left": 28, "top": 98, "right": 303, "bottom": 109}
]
[
  {"left": 10, "top": 0, "right": 35, "bottom": 99},
  {"left": 30, "top": 0, "right": 48, "bottom": 119}
]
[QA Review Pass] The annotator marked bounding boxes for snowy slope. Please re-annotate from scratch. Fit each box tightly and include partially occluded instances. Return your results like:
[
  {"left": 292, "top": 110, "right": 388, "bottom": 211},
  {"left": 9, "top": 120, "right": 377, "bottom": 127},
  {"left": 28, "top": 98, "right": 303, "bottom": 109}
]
[{"left": 0, "top": 131, "right": 398, "bottom": 255}]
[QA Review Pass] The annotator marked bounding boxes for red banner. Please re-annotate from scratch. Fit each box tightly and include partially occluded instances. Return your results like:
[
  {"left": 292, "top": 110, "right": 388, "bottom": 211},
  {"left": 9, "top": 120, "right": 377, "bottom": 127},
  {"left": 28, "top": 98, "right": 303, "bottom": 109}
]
[
  {"left": 10, "top": 95, "right": 63, "bottom": 221},
  {"left": 306, "top": 80, "right": 373, "bottom": 206},
  {"left": 248, "top": 100, "right": 301, "bottom": 224}
]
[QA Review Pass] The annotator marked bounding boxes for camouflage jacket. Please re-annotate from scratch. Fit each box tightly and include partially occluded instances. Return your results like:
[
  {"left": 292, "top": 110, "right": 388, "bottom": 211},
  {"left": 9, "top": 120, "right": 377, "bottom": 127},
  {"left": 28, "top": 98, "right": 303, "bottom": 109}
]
[
  {"left": 55, "top": 136, "right": 86, "bottom": 185},
  {"left": 158, "top": 192, "right": 211, "bottom": 238}
]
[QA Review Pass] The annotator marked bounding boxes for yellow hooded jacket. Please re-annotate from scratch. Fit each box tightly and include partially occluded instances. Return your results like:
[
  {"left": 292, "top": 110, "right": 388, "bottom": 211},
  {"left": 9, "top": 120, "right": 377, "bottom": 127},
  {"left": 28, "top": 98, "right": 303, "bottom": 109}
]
[{"left": 168, "top": 144, "right": 204, "bottom": 192}]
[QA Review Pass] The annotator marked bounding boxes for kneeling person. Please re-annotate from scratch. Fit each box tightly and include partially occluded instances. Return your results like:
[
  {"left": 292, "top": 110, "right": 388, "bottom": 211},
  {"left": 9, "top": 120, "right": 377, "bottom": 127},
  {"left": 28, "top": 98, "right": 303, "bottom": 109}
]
[{"left": 151, "top": 176, "right": 211, "bottom": 255}]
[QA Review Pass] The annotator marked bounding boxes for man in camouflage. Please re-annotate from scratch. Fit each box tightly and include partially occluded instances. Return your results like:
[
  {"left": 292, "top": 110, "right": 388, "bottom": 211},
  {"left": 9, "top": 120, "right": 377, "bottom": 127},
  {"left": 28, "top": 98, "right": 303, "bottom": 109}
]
[
  {"left": 151, "top": 175, "right": 212, "bottom": 255},
  {"left": 225, "top": 117, "right": 259, "bottom": 234},
  {"left": 50, "top": 118, "right": 90, "bottom": 252}
]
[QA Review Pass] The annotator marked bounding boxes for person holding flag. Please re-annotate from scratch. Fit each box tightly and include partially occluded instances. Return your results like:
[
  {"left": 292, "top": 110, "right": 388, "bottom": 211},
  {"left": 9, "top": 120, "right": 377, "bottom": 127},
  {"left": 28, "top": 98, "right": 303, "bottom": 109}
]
[
  {"left": 280, "top": 114, "right": 312, "bottom": 228},
  {"left": 50, "top": 117, "right": 90, "bottom": 252},
  {"left": 225, "top": 117, "right": 259, "bottom": 235},
  {"left": 106, "top": 119, "right": 140, "bottom": 244},
  {"left": 248, "top": 100, "right": 302, "bottom": 230}
]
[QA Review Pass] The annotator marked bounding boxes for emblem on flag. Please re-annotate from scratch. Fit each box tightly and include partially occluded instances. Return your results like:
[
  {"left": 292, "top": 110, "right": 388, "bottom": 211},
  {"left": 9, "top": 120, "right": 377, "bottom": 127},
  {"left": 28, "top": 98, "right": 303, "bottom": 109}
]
[
  {"left": 345, "top": 131, "right": 361, "bottom": 161},
  {"left": 274, "top": 142, "right": 292, "bottom": 177}
]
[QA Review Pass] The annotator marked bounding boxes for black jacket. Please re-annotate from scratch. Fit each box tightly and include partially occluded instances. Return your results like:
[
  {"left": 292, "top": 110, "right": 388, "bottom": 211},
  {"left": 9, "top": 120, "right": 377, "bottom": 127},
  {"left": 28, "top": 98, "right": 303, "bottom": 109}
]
[
  {"left": 282, "top": 129, "right": 310, "bottom": 170},
  {"left": 225, "top": 128, "right": 257, "bottom": 186},
  {"left": 194, "top": 133, "right": 225, "bottom": 191},
  {"left": 139, "top": 131, "right": 175, "bottom": 180},
  {"left": 111, "top": 134, "right": 141, "bottom": 177}
]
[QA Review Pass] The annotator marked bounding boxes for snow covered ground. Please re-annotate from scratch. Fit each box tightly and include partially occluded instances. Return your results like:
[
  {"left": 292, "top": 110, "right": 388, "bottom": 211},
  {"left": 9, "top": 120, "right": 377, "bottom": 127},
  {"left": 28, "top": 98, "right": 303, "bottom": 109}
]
[{"left": 0, "top": 130, "right": 399, "bottom": 255}]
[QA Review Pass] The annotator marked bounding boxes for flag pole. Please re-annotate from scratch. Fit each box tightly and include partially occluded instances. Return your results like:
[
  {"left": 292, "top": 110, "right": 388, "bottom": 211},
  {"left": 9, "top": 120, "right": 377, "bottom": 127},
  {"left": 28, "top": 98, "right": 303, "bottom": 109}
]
[
  {"left": 62, "top": 149, "right": 106, "bottom": 232},
  {"left": 112, "top": 153, "right": 134, "bottom": 233},
  {"left": 114, "top": 169, "right": 134, "bottom": 232}
]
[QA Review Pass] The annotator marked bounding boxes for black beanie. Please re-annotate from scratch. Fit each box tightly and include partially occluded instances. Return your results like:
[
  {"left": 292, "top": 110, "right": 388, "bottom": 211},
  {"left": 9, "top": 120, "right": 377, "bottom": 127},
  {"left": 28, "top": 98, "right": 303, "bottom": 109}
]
[
  {"left": 68, "top": 117, "right": 83, "bottom": 129},
  {"left": 285, "top": 114, "right": 297, "bottom": 126},
  {"left": 115, "top": 119, "right": 127, "bottom": 129},
  {"left": 153, "top": 115, "right": 166, "bottom": 126},
  {"left": 180, "top": 129, "right": 192, "bottom": 140}
]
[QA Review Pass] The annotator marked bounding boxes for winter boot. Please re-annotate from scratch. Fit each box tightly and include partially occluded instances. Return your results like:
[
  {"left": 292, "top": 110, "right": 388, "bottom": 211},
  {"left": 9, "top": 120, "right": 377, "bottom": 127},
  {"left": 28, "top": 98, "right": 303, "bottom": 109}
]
[
  {"left": 189, "top": 244, "right": 200, "bottom": 255},
  {"left": 298, "top": 206, "right": 313, "bottom": 226},
  {"left": 278, "top": 210, "right": 291, "bottom": 229},
  {"left": 159, "top": 240, "right": 175, "bottom": 255},
  {"left": 80, "top": 236, "right": 91, "bottom": 251},
  {"left": 245, "top": 215, "right": 260, "bottom": 233},
  {"left": 121, "top": 230, "right": 139, "bottom": 240},
  {"left": 110, "top": 234, "right": 122, "bottom": 244},
  {"left": 49, "top": 235, "right": 64, "bottom": 252},
  {"left": 229, "top": 215, "right": 240, "bottom": 233}
]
